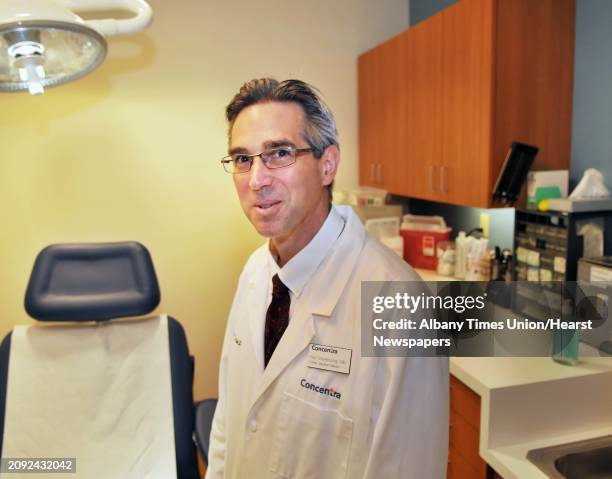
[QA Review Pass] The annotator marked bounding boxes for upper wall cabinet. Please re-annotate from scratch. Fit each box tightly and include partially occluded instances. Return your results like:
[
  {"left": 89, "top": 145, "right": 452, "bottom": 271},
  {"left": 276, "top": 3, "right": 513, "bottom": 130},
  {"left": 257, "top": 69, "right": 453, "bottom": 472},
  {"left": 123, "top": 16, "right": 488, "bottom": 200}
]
[
  {"left": 358, "top": 34, "right": 397, "bottom": 192},
  {"left": 358, "top": 0, "right": 575, "bottom": 208}
]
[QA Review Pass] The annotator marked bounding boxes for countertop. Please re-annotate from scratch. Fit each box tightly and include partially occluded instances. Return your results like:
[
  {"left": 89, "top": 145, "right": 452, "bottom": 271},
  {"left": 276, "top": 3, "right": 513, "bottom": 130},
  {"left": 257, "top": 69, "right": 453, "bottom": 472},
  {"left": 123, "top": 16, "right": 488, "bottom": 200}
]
[{"left": 450, "top": 354, "right": 612, "bottom": 479}]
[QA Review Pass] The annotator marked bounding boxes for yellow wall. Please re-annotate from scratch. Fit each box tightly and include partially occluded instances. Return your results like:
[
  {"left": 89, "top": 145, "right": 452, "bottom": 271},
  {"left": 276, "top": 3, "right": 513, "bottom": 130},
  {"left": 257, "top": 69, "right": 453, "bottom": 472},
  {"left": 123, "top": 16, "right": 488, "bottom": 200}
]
[{"left": 0, "top": 0, "right": 408, "bottom": 400}]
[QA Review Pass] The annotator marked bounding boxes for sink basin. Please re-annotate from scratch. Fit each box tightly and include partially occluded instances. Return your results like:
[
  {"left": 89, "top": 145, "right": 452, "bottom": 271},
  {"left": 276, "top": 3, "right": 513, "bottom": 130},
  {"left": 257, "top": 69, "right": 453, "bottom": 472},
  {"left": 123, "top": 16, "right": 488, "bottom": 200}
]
[{"left": 527, "top": 435, "right": 612, "bottom": 478}]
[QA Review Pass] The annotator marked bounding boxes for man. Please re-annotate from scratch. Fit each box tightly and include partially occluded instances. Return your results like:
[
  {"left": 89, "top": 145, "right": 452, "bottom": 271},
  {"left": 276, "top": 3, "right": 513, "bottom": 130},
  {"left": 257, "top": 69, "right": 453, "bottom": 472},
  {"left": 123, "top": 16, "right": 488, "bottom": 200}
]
[{"left": 206, "top": 78, "right": 448, "bottom": 478}]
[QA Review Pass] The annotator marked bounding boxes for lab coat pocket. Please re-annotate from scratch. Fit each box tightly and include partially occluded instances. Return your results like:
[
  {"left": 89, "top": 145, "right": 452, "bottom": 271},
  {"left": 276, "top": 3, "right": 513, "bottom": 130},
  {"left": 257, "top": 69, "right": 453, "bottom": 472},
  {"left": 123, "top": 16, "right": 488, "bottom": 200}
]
[{"left": 269, "top": 392, "right": 353, "bottom": 479}]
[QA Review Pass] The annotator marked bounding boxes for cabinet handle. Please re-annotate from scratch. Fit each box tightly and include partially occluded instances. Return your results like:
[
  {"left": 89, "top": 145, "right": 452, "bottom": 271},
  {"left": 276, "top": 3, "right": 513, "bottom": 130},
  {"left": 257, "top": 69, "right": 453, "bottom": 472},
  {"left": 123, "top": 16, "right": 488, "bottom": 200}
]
[
  {"left": 370, "top": 163, "right": 375, "bottom": 183},
  {"left": 377, "top": 164, "right": 383, "bottom": 185},
  {"left": 440, "top": 165, "right": 447, "bottom": 194},
  {"left": 429, "top": 165, "right": 436, "bottom": 192}
]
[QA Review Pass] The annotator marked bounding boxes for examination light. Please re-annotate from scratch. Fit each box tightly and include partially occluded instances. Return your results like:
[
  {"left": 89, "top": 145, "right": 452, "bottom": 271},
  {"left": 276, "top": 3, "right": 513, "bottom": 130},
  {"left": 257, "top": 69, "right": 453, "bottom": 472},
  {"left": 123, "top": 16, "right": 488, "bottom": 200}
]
[{"left": 0, "top": 0, "right": 152, "bottom": 95}]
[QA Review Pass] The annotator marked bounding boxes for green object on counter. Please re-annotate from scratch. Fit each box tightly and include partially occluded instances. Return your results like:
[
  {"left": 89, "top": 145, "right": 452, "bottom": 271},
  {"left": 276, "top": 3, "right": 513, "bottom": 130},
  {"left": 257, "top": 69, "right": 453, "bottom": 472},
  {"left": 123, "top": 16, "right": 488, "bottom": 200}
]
[
  {"left": 528, "top": 186, "right": 562, "bottom": 209},
  {"left": 552, "top": 329, "right": 580, "bottom": 366}
]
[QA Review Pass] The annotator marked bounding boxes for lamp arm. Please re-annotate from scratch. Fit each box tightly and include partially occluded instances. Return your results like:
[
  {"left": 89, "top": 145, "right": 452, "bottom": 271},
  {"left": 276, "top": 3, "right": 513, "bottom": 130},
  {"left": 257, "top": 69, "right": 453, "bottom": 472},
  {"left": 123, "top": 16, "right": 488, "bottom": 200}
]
[{"left": 54, "top": 0, "right": 152, "bottom": 37}]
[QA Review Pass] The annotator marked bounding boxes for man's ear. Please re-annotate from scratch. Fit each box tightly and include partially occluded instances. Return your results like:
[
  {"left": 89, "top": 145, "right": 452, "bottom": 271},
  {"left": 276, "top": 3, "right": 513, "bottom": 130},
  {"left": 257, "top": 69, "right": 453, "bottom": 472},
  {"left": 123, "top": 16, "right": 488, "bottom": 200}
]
[{"left": 321, "top": 144, "right": 340, "bottom": 186}]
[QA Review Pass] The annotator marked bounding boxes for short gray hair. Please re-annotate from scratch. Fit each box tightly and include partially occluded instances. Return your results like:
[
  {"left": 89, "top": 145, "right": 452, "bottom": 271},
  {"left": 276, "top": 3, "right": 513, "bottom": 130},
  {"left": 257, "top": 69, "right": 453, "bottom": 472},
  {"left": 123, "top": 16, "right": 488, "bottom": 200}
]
[{"left": 225, "top": 78, "right": 339, "bottom": 158}]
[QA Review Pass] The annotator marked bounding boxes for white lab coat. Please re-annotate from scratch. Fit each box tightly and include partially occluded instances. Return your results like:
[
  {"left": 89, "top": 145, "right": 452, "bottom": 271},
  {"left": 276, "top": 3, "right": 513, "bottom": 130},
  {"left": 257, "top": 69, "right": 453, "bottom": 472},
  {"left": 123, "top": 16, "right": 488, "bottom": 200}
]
[{"left": 206, "top": 206, "right": 449, "bottom": 479}]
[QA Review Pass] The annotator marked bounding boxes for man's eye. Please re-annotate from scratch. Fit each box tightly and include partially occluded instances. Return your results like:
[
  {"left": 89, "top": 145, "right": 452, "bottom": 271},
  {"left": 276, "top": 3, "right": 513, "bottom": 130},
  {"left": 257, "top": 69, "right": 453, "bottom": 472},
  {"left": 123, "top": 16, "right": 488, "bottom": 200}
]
[
  {"left": 270, "top": 148, "right": 291, "bottom": 159},
  {"left": 233, "top": 155, "right": 250, "bottom": 164}
]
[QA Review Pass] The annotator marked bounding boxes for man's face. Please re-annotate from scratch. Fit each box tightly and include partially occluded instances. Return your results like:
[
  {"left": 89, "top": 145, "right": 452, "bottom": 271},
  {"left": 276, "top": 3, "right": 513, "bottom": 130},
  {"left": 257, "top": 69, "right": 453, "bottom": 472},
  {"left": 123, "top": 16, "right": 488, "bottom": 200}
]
[{"left": 229, "top": 101, "right": 335, "bottom": 242}]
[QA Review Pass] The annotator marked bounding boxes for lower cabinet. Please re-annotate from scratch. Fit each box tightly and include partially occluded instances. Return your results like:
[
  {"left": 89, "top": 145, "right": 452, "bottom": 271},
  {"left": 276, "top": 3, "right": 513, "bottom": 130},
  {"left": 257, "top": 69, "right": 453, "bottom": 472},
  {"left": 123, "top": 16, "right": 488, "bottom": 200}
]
[{"left": 449, "top": 375, "right": 503, "bottom": 479}]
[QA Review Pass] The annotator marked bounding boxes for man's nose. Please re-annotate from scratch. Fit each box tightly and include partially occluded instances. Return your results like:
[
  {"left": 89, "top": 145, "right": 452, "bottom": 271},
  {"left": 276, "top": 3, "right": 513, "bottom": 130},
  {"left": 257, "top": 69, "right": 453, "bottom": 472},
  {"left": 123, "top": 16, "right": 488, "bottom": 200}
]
[{"left": 248, "top": 156, "right": 273, "bottom": 190}]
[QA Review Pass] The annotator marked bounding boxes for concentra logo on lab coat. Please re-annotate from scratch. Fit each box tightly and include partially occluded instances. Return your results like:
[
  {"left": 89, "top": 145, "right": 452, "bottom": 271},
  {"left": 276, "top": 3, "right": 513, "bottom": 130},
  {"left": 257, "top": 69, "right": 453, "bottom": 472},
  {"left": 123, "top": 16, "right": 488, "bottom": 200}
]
[
  {"left": 310, "top": 344, "right": 338, "bottom": 354},
  {"left": 300, "top": 379, "right": 342, "bottom": 399}
]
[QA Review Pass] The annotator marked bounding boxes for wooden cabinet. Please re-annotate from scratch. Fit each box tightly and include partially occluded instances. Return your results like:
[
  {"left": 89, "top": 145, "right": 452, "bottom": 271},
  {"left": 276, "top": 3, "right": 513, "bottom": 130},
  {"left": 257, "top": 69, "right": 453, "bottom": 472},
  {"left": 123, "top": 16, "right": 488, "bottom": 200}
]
[
  {"left": 449, "top": 375, "right": 504, "bottom": 479},
  {"left": 358, "top": 0, "right": 575, "bottom": 208},
  {"left": 440, "top": 0, "right": 494, "bottom": 206},
  {"left": 448, "top": 375, "right": 488, "bottom": 478},
  {"left": 400, "top": 12, "right": 443, "bottom": 202},
  {"left": 358, "top": 35, "right": 400, "bottom": 191}
]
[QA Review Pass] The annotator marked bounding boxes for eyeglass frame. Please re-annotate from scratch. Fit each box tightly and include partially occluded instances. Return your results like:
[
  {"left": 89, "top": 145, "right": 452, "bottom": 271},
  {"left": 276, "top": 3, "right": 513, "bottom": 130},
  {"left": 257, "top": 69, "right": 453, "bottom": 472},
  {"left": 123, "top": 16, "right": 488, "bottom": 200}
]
[{"left": 220, "top": 145, "right": 314, "bottom": 174}]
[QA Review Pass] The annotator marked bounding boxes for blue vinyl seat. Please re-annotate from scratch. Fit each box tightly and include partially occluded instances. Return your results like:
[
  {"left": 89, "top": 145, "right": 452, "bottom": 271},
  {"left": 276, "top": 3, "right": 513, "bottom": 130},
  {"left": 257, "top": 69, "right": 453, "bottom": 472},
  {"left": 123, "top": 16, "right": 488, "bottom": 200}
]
[
  {"left": 194, "top": 398, "right": 218, "bottom": 466},
  {"left": 0, "top": 242, "right": 200, "bottom": 478}
]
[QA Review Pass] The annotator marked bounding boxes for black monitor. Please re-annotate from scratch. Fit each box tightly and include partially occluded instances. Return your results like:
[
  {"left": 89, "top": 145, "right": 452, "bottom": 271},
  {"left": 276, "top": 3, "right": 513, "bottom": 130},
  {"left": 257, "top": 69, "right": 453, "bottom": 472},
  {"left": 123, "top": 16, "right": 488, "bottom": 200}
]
[{"left": 492, "top": 142, "right": 539, "bottom": 206}]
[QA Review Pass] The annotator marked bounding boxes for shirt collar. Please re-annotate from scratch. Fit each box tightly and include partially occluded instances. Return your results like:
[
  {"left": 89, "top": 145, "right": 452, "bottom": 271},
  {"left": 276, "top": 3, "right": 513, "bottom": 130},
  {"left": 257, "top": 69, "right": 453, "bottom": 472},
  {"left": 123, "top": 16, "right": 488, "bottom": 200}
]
[{"left": 267, "top": 206, "right": 345, "bottom": 297}]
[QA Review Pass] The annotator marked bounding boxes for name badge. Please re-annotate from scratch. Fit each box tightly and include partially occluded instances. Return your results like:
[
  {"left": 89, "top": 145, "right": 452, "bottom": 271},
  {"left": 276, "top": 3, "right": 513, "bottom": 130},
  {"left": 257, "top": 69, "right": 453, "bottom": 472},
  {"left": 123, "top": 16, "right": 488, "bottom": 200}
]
[{"left": 307, "top": 343, "right": 352, "bottom": 374}]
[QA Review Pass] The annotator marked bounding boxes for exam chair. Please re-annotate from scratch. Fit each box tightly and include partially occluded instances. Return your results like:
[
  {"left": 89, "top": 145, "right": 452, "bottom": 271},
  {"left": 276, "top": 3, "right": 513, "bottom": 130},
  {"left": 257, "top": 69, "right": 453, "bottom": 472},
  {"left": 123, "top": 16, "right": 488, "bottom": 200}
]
[
  {"left": 0, "top": 242, "right": 200, "bottom": 479},
  {"left": 194, "top": 398, "right": 217, "bottom": 465}
]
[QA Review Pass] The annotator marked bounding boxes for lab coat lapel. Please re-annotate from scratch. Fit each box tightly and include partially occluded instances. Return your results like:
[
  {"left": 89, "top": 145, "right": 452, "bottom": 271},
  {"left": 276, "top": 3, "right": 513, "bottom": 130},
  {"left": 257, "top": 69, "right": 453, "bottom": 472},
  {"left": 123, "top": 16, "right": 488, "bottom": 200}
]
[
  {"left": 246, "top": 268, "right": 268, "bottom": 372},
  {"left": 251, "top": 310, "right": 315, "bottom": 407},
  {"left": 309, "top": 207, "right": 367, "bottom": 318}
]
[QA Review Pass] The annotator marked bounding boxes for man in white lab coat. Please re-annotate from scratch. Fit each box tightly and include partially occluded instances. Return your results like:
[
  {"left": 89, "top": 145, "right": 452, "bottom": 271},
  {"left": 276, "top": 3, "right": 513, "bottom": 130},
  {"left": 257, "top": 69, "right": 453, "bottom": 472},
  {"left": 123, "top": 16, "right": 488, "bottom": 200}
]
[{"left": 206, "top": 78, "right": 448, "bottom": 478}]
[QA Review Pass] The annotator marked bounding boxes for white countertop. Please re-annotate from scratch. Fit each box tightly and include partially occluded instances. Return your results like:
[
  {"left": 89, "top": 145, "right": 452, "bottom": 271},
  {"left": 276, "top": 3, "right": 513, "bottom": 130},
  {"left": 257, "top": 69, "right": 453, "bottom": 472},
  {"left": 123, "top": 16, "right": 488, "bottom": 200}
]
[
  {"left": 450, "top": 354, "right": 612, "bottom": 395},
  {"left": 450, "top": 354, "right": 612, "bottom": 479}
]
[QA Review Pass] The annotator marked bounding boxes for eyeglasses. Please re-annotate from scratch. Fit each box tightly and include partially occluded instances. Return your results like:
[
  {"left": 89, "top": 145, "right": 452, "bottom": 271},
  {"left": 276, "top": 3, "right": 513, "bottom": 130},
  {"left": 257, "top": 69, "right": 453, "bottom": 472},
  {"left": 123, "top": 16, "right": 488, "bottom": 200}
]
[{"left": 221, "top": 145, "right": 313, "bottom": 174}]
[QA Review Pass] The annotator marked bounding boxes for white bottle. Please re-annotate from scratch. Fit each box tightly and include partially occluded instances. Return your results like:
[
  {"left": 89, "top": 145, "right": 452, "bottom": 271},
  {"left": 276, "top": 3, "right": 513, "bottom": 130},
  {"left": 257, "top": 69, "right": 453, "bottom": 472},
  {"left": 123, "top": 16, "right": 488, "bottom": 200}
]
[
  {"left": 466, "top": 238, "right": 487, "bottom": 281},
  {"left": 454, "top": 231, "right": 467, "bottom": 279}
]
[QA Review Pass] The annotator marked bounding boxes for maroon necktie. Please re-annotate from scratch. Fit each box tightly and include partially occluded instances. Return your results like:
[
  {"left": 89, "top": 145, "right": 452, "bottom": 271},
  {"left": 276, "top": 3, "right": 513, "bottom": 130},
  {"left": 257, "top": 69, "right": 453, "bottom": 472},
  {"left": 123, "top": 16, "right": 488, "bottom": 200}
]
[{"left": 264, "top": 274, "right": 291, "bottom": 367}]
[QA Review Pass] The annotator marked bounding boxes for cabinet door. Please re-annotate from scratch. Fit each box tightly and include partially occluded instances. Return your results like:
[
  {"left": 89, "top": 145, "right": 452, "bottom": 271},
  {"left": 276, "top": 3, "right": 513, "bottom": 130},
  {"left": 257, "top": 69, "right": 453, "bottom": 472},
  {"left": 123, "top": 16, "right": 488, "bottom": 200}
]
[
  {"left": 491, "top": 0, "right": 575, "bottom": 206},
  {"left": 449, "top": 375, "right": 488, "bottom": 479},
  {"left": 358, "top": 37, "right": 399, "bottom": 191},
  {"left": 440, "top": 0, "right": 494, "bottom": 207},
  {"left": 358, "top": 48, "right": 379, "bottom": 188},
  {"left": 395, "top": 13, "right": 444, "bottom": 201}
]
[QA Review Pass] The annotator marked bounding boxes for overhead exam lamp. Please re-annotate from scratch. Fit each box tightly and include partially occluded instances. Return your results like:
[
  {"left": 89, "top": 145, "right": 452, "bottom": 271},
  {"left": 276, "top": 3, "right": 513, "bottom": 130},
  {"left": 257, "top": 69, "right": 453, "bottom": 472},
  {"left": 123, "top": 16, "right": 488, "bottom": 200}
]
[{"left": 0, "top": 0, "right": 152, "bottom": 95}]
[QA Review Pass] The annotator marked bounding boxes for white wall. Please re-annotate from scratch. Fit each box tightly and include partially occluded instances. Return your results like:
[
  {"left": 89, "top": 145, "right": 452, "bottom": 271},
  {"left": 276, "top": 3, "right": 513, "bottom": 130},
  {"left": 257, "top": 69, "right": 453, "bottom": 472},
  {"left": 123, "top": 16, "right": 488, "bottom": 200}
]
[{"left": 0, "top": 0, "right": 409, "bottom": 399}]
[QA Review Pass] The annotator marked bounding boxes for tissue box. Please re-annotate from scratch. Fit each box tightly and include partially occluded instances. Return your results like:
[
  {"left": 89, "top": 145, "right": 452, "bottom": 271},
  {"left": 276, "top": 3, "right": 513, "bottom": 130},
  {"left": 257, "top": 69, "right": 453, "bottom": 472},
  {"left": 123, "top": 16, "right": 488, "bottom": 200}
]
[{"left": 527, "top": 170, "right": 569, "bottom": 209}]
